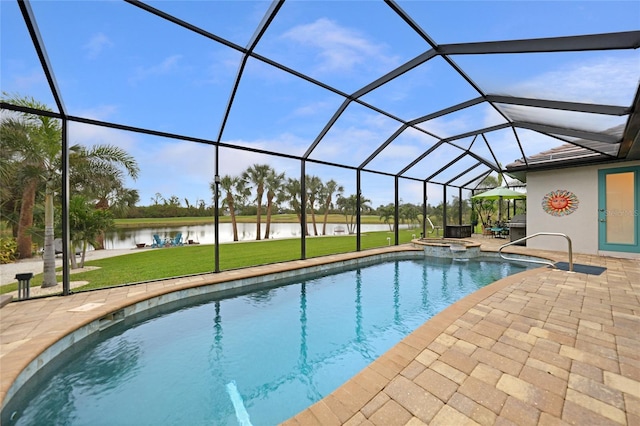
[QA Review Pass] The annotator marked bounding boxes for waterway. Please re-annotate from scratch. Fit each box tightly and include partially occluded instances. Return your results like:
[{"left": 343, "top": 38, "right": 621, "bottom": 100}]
[{"left": 104, "top": 223, "right": 411, "bottom": 249}]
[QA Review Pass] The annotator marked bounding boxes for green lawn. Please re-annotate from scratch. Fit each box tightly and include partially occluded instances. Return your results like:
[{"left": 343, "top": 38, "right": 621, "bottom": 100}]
[{"left": 1, "top": 228, "right": 426, "bottom": 294}]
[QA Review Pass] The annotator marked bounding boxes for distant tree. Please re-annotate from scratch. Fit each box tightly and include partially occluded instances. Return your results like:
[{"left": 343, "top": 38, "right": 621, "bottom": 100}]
[
  {"left": 242, "top": 164, "right": 271, "bottom": 240},
  {"left": 215, "top": 175, "right": 249, "bottom": 241},
  {"left": 399, "top": 203, "right": 421, "bottom": 228},
  {"left": 320, "top": 179, "right": 343, "bottom": 235},
  {"left": 305, "top": 175, "right": 322, "bottom": 236},
  {"left": 337, "top": 193, "right": 371, "bottom": 234},
  {"left": 378, "top": 203, "right": 395, "bottom": 231},
  {"left": 108, "top": 188, "right": 139, "bottom": 219},
  {"left": 283, "top": 178, "right": 305, "bottom": 234},
  {"left": 263, "top": 168, "right": 285, "bottom": 239},
  {"left": 151, "top": 193, "right": 164, "bottom": 205}
]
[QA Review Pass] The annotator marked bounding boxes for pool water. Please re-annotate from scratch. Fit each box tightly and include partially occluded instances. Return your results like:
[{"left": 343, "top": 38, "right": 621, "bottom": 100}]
[{"left": 7, "top": 257, "right": 536, "bottom": 425}]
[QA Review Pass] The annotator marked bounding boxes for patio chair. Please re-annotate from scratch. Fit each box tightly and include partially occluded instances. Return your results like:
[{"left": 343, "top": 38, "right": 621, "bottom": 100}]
[
  {"left": 151, "top": 234, "right": 165, "bottom": 248},
  {"left": 170, "top": 232, "right": 183, "bottom": 246}
]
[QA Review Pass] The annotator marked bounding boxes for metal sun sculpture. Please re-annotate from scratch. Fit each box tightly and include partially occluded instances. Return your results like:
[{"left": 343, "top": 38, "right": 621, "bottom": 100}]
[{"left": 542, "top": 190, "right": 579, "bottom": 216}]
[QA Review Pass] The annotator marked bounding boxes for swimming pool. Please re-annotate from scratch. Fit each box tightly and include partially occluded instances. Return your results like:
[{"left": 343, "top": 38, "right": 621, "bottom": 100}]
[{"left": 3, "top": 255, "right": 539, "bottom": 425}]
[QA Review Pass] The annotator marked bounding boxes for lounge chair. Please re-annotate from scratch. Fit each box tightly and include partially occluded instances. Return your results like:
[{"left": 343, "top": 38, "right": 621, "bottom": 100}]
[
  {"left": 170, "top": 232, "right": 183, "bottom": 246},
  {"left": 151, "top": 234, "right": 165, "bottom": 248}
]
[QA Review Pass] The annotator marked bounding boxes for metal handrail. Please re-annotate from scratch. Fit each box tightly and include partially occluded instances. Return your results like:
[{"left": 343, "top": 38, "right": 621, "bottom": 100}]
[
  {"left": 498, "top": 232, "right": 573, "bottom": 272},
  {"left": 426, "top": 215, "right": 435, "bottom": 233}
]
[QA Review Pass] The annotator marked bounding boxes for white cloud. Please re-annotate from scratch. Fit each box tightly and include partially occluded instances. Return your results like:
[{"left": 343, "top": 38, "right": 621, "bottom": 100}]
[
  {"left": 7, "top": 67, "right": 47, "bottom": 92},
  {"left": 291, "top": 99, "right": 335, "bottom": 117},
  {"left": 508, "top": 55, "right": 639, "bottom": 106},
  {"left": 68, "top": 121, "right": 137, "bottom": 150},
  {"left": 83, "top": 33, "right": 113, "bottom": 59},
  {"left": 280, "top": 18, "right": 397, "bottom": 74},
  {"left": 75, "top": 104, "right": 119, "bottom": 121},
  {"left": 129, "top": 55, "right": 183, "bottom": 85}
]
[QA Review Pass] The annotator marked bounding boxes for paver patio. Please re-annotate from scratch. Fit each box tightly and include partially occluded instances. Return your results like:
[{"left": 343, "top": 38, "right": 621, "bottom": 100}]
[{"left": 1, "top": 236, "right": 638, "bottom": 425}]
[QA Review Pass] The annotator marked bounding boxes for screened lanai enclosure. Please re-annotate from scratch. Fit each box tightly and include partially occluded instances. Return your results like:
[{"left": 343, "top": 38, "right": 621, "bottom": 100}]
[{"left": 1, "top": 0, "right": 639, "bottom": 294}]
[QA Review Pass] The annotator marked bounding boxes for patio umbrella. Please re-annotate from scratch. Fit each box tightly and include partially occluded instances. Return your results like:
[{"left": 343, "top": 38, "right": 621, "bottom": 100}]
[{"left": 471, "top": 187, "right": 526, "bottom": 223}]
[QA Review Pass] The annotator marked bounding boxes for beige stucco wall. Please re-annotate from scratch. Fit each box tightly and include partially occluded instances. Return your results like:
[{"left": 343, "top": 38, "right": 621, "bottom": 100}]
[{"left": 525, "top": 160, "right": 640, "bottom": 257}]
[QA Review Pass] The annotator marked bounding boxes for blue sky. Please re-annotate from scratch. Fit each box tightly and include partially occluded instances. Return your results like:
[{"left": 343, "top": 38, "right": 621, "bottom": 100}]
[{"left": 1, "top": 0, "right": 639, "bottom": 208}]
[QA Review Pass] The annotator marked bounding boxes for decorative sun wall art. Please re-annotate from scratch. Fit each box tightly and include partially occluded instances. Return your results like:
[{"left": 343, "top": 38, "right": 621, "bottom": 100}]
[{"left": 542, "top": 189, "right": 579, "bottom": 216}]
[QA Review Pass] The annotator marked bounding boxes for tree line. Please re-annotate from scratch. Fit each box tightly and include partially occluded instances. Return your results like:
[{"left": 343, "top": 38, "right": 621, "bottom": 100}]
[{"left": 213, "top": 165, "right": 371, "bottom": 241}]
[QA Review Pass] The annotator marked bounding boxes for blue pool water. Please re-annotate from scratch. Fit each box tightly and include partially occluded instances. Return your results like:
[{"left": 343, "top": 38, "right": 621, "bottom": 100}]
[{"left": 6, "top": 256, "right": 537, "bottom": 425}]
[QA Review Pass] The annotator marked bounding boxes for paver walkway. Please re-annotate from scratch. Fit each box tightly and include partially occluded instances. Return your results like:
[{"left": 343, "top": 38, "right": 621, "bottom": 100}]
[{"left": 1, "top": 237, "right": 638, "bottom": 425}]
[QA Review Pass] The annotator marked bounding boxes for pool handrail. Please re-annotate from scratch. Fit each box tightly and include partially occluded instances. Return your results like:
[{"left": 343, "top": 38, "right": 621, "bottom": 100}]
[{"left": 498, "top": 232, "right": 573, "bottom": 272}]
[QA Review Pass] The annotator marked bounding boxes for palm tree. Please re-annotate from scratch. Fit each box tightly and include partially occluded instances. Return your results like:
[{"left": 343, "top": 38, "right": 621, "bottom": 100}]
[
  {"left": 2, "top": 94, "right": 140, "bottom": 285},
  {"left": 399, "top": 203, "right": 421, "bottom": 228},
  {"left": 378, "top": 203, "right": 395, "bottom": 231},
  {"left": 108, "top": 188, "right": 140, "bottom": 218},
  {"left": 320, "top": 179, "right": 343, "bottom": 235},
  {"left": 284, "top": 178, "right": 306, "bottom": 235},
  {"left": 337, "top": 193, "right": 371, "bottom": 234},
  {"left": 263, "top": 168, "right": 285, "bottom": 239},
  {"left": 1, "top": 96, "right": 63, "bottom": 286},
  {"left": 305, "top": 175, "right": 322, "bottom": 236},
  {"left": 215, "top": 175, "right": 248, "bottom": 241},
  {"left": 70, "top": 144, "right": 139, "bottom": 249},
  {"left": 0, "top": 116, "right": 38, "bottom": 257},
  {"left": 242, "top": 164, "right": 271, "bottom": 240}
]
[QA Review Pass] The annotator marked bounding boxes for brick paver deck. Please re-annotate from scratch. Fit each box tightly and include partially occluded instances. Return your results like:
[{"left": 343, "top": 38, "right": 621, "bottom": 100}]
[{"left": 1, "top": 237, "right": 638, "bottom": 425}]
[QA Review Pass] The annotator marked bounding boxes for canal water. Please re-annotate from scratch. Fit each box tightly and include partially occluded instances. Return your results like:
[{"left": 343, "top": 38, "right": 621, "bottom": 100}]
[{"left": 104, "top": 223, "right": 410, "bottom": 249}]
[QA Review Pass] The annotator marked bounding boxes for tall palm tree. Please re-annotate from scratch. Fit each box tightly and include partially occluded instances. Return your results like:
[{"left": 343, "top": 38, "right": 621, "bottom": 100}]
[
  {"left": 337, "top": 193, "right": 371, "bottom": 234},
  {"left": 108, "top": 188, "right": 140, "bottom": 218},
  {"left": 284, "top": 178, "right": 306, "bottom": 235},
  {"left": 1, "top": 96, "right": 62, "bottom": 286},
  {"left": 0, "top": 117, "right": 38, "bottom": 257},
  {"left": 242, "top": 164, "right": 271, "bottom": 240},
  {"left": 305, "top": 175, "right": 322, "bottom": 236},
  {"left": 320, "top": 179, "right": 343, "bottom": 235},
  {"left": 263, "top": 168, "right": 285, "bottom": 239},
  {"left": 2, "top": 95, "right": 140, "bottom": 285},
  {"left": 215, "top": 175, "right": 249, "bottom": 241},
  {"left": 378, "top": 203, "right": 395, "bottom": 231}
]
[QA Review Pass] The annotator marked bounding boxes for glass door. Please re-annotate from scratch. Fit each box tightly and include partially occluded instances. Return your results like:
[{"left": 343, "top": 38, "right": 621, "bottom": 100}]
[{"left": 598, "top": 166, "right": 639, "bottom": 253}]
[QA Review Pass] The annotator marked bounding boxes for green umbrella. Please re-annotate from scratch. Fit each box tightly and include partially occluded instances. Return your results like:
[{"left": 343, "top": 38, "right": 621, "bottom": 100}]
[{"left": 471, "top": 187, "right": 526, "bottom": 223}]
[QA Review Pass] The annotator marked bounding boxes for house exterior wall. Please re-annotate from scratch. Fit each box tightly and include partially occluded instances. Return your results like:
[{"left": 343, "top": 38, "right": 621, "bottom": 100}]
[{"left": 526, "top": 160, "right": 640, "bottom": 258}]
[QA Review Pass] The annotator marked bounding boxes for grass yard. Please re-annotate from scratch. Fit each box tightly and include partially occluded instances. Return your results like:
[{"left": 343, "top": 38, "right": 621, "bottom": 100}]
[{"left": 1, "top": 228, "right": 425, "bottom": 294}]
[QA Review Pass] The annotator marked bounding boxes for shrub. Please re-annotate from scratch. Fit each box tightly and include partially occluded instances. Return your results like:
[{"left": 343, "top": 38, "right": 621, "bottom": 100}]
[{"left": 0, "top": 237, "right": 18, "bottom": 264}]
